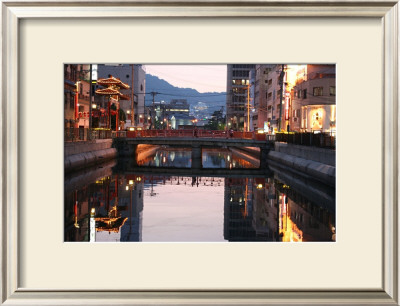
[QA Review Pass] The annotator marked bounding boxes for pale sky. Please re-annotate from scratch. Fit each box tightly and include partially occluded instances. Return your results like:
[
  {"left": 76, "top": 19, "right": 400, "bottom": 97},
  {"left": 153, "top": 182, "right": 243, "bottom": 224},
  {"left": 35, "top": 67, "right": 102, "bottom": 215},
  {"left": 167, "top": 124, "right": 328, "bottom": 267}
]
[{"left": 144, "top": 65, "right": 227, "bottom": 93}]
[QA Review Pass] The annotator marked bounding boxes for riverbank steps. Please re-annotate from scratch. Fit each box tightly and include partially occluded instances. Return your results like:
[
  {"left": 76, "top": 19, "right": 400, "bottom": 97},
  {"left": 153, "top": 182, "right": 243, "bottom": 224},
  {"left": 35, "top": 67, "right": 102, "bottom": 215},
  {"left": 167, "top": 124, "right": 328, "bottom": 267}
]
[
  {"left": 64, "top": 139, "right": 117, "bottom": 173},
  {"left": 267, "top": 142, "right": 335, "bottom": 187}
]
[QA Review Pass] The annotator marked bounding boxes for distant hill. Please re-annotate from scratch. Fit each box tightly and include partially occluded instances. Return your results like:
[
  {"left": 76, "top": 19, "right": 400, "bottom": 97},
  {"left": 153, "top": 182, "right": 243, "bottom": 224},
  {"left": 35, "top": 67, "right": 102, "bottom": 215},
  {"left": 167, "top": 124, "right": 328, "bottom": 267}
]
[{"left": 145, "top": 74, "right": 226, "bottom": 113}]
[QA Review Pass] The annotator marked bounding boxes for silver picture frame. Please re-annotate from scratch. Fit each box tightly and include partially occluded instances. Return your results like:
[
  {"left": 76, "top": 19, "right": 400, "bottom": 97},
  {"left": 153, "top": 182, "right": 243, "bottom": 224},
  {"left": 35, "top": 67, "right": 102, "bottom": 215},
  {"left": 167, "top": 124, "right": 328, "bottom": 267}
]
[{"left": 1, "top": 1, "right": 398, "bottom": 304}]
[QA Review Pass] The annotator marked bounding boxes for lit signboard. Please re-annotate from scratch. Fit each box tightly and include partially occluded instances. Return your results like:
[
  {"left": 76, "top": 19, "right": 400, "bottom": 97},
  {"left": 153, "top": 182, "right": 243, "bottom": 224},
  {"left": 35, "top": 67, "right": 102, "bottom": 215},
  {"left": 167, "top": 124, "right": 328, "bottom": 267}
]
[{"left": 285, "top": 92, "right": 290, "bottom": 120}]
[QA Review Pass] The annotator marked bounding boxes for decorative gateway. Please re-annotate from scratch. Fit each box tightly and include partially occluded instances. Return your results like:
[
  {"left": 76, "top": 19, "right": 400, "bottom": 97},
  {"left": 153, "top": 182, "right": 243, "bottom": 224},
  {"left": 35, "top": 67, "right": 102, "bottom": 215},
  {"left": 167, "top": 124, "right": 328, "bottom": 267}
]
[{"left": 95, "top": 76, "right": 130, "bottom": 131}]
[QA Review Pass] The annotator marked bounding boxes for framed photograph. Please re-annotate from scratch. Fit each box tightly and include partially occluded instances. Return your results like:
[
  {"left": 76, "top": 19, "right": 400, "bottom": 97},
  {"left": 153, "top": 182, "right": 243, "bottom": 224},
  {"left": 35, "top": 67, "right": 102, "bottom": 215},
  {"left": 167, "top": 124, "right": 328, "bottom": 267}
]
[{"left": 2, "top": 1, "right": 398, "bottom": 305}]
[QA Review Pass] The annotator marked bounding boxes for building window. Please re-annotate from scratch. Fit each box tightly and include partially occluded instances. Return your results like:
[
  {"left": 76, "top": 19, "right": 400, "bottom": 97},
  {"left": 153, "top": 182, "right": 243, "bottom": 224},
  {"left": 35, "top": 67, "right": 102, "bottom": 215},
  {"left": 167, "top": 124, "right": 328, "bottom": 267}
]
[
  {"left": 267, "top": 92, "right": 272, "bottom": 100},
  {"left": 313, "top": 87, "right": 323, "bottom": 96},
  {"left": 268, "top": 79, "right": 272, "bottom": 85},
  {"left": 311, "top": 110, "right": 323, "bottom": 129},
  {"left": 303, "top": 89, "right": 307, "bottom": 99},
  {"left": 330, "top": 86, "right": 336, "bottom": 96}
]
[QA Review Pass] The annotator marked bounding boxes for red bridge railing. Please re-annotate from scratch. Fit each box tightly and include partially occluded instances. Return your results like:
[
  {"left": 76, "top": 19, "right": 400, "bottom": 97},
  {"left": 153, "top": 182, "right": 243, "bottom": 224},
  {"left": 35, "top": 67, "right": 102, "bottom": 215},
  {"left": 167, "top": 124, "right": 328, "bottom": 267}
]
[
  {"left": 119, "top": 129, "right": 268, "bottom": 140},
  {"left": 113, "top": 129, "right": 276, "bottom": 141}
]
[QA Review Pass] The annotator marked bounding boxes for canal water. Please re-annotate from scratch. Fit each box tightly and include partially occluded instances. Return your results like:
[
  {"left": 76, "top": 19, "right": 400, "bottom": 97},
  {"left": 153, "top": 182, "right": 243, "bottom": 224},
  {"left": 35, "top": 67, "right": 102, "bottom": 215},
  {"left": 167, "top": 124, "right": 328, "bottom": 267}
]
[{"left": 64, "top": 147, "right": 335, "bottom": 242}]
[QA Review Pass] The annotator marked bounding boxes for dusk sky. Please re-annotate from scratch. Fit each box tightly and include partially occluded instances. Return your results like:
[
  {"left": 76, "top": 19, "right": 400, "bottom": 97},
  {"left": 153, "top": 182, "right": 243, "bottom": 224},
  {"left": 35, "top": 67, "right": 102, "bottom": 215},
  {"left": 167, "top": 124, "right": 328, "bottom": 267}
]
[{"left": 144, "top": 65, "right": 227, "bottom": 93}]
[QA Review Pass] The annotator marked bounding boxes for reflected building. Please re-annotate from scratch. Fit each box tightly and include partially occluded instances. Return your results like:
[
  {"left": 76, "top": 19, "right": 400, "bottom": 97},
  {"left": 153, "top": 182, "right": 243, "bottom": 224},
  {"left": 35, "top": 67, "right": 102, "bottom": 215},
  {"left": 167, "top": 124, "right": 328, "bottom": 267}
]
[
  {"left": 222, "top": 176, "right": 335, "bottom": 242},
  {"left": 119, "top": 175, "right": 144, "bottom": 242},
  {"left": 274, "top": 180, "right": 335, "bottom": 242},
  {"left": 64, "top": 173, "right": 144, "bottom": 242},
  {"left": 223, "top": 178, "right": 259, "bottom": 241},
  {"left": 251, "top": 177, "right": 279, "bottom": 241},
  {"left": 65, "top": 149, "right": 335, "bottom": 242},
  {"left": 64, "top": 188, "right": 90, "bottom": 242}
]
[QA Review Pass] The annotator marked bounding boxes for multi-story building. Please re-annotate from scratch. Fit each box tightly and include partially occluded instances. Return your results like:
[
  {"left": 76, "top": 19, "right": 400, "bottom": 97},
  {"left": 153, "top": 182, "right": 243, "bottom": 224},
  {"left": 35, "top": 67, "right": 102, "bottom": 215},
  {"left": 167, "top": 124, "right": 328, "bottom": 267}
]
[
  {"left": 64, "top": 64, "right": 94, "bottom": 140},
  {"left": 226, "top": 64, "right": 256, "bottom": 131},
  {"left": 290, "top": 64, "right": 336, "bottom": 133},
  {"left": 97, "top": 64, "right": 146, "bottom": 127},
  {"left": 263, "top": 64, "right": 287, "bottom": 133},
  {"left": 134, "top": 65, "right": 146, "bottom": 127},
  {"left": 148, "top": 99, "right": 194, "bottom": 129},
  {"left": 76, "top": 79, "right": 91, "bottom": 138},
  {"left": 249, "top": 70, "right": 256, "bottom": 131},
  {"left": 166, "top": 99, "right": 190, "bottom": 115},
  {"left": 253, "top": 64, "right": 275, "bottom": 132},
  {"left": 64, "top": 64, "right": 78, "bottom": 129}
]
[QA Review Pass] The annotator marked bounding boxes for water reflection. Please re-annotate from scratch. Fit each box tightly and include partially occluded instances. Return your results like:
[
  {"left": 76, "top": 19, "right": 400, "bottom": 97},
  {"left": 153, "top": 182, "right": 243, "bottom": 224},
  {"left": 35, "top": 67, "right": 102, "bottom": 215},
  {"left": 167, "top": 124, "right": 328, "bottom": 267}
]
[
  {"left": 64, "top": 152, "right": 335, "bottom": 242},
  {"left": 136, "top": 146, "right": 258, "bottom": 169}
]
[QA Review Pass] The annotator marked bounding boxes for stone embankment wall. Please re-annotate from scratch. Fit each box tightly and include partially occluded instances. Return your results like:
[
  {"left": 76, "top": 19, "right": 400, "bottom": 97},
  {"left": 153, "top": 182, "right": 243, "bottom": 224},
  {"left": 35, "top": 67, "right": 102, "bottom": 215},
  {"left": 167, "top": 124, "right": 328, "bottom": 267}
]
[
  {"left": 64, "top": 139, "right": 117, "bottom": 173},
  {"left": 267, "top": 142, "right": 335, "bottom": 187}
]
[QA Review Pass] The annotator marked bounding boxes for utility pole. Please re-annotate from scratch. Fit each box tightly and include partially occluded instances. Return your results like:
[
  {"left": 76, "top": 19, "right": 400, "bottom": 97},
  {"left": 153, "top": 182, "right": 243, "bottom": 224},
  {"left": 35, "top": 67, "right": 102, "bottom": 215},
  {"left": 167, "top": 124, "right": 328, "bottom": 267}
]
[
  {"left": 247, "top": 83, "right": 250, "bottom": 132},
  {"left": 131, "top": 64, "right": 135, "bottom": 126},
  {"left": 150, "top": 91, "right": 158, "bottom": 129},
  {"left": 278, "top": 64, "right": 285, "bottom": 132},
  {"left": 89, "top": 64, "right": 92, "bottom": 140}
]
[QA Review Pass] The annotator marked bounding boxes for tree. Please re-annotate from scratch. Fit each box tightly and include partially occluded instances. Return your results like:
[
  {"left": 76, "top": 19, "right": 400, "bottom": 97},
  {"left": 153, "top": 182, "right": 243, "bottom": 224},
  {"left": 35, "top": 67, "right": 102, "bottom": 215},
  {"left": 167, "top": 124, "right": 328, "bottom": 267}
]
[{"left": 204, "top": 110, "right": 226, "bottom": 130}]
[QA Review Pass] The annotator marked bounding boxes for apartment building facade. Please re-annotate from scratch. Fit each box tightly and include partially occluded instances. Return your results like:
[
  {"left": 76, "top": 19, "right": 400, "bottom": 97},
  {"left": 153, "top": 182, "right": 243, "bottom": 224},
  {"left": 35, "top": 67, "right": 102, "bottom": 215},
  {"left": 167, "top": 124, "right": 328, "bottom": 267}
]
[
  {"left": 226, "top": 64, "right": 256, "bottom": 131},
  {"left": 290, "top": 64, "right": 336, "bottom": 133}
]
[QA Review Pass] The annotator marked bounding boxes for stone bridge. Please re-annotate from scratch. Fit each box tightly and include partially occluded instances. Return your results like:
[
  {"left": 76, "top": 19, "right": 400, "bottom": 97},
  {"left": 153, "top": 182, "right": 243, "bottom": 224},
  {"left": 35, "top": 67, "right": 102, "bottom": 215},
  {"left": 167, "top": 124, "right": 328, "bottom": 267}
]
[{"left": 113, "top": 136, "right": 274, "bottom": 169}]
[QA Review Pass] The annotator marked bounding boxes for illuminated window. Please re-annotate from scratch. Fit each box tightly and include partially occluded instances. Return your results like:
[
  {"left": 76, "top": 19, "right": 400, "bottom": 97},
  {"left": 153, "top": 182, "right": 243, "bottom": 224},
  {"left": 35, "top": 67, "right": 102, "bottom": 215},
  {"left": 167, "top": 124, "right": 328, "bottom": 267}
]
[
  {"left": 311, "top": 109, "right": 323, "bottom": 129},
  {"left": 330, "top": 86, "right": 336, "bottom": 96},
  {"left": 313, "top": 87, "right": 323, "bottom": 96}
]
